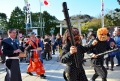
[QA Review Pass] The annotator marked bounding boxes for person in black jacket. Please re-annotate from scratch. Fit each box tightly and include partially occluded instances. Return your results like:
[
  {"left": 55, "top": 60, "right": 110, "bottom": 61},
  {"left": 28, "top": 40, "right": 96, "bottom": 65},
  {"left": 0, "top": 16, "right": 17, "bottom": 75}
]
[
  {"left": 2, "top": 28, "right": 22, "bottom": 81},
  {"left": 60, "top": 28, "right": 94, "bottom": 81},
  {"left": 89, "top": 28, "right": 111, "bottom": 81},
  {"left": 43, "top": 34, "right": 52, "bottom": 60}
]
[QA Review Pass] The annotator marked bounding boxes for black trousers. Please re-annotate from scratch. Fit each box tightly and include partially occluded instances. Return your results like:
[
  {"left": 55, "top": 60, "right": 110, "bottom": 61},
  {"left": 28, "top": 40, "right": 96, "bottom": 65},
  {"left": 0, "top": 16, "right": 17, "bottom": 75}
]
[
  {"left": 5, "top": 59, "right": 22, "bottom": 81},
  {"left": 92, "top": 65, "right": 107, "bottom": 81},
  {"left": 65, "top": 66, "right": 88, "bottom": 81},
  {"left": 105, "top": 56, "right": 114, "bottom": 69},
  {"left": 52, "top": 45, "right": 56, "bottom": 54},
  {"left": 44, "top": 50, "right": 51, "bottom": 59}
]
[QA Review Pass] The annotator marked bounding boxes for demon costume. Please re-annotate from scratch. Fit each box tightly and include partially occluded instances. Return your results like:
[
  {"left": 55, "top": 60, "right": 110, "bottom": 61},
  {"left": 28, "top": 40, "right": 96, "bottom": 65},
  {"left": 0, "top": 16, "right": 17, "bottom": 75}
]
[
  {"left": 60, "top": 28, "right": 93, "bottom": 81},
  {"left": 25, "top": 32, "right": 46, "bottom": 79},
  {"left": 90, "top": 28, "right": 111, "bottom": 81}
]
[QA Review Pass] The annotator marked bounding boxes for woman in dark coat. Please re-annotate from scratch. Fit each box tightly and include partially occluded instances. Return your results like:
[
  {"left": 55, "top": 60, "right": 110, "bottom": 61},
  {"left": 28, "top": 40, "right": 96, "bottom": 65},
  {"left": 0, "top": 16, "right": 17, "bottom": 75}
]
[{"left": 60, "top": 28, "right": 93, "bottom": 81}]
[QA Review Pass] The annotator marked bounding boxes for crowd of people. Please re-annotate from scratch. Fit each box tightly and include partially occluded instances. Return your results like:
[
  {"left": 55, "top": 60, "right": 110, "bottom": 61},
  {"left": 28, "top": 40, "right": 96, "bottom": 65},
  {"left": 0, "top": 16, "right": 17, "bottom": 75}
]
[
  {"left": 60, "top": 27, "right": 120, "bottom": 81},
  {"left": 0, "top": 26, "right": 120, "bottom": 81},
  {"left": 0, "top": 29, "right": 63, "bottom": 81}
]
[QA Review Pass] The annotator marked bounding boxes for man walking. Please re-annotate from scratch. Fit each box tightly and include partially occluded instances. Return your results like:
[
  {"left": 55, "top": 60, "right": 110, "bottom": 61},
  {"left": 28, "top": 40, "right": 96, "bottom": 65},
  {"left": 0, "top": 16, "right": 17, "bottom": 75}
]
[{"left": 2, "top": 28, "right": 22, "bottom": 81}]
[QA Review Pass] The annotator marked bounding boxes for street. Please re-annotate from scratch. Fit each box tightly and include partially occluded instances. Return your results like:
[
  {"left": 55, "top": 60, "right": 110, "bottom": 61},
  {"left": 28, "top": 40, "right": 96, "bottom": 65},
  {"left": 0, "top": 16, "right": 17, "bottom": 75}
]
[{"left": 0, "top": 51, "right": 120, "bottom": 81}]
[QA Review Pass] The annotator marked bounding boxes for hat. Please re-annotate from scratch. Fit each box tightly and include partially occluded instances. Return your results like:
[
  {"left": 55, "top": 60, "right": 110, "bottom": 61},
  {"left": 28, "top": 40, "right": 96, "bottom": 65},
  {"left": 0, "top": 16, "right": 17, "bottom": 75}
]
[{"left": 29, "top": 32, "right": 36, "bottom": 36}]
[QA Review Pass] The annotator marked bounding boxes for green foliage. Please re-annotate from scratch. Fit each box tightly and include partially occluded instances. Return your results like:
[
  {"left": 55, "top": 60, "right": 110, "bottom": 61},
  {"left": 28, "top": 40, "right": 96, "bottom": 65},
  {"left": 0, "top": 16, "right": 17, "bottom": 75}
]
[
  {"left": 104, "top": 9, "right": 120, "bottom": 28},
  {"left": 8, "top": 6, "right": 25, "bottom": 33},
  {"left": 71, "top": 14, "right": 94, "bottom": 21},
  {"left": 2, "top": 5, "right": 120, "bottom": 36},
  {"left": 29, "top": 11, "right": 59, "bottom": 36},
  {"left": 117, "top": 0, "right": 120, "bottom": 5},
  {"left": 42, "top": 11, "right": 58, "bottom": 35},
  {"left": 0, "top": 13, "right": 7, "bottom": 19},
  {"left": 0, "top": 13, "right": 8, "bottom": 30},
  {"left": 81, "top": 8, "right": 120, "bottom": 34},
  {"left": 81, "top": 18, "right": 101, "bottom": 33}
]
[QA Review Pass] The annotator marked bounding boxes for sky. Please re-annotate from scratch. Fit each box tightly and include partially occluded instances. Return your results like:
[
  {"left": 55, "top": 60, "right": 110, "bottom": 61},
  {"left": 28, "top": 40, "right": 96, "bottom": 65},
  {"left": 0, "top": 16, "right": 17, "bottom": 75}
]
[{"left": 0, "top": 0, "right": 120, "bottom": 20}]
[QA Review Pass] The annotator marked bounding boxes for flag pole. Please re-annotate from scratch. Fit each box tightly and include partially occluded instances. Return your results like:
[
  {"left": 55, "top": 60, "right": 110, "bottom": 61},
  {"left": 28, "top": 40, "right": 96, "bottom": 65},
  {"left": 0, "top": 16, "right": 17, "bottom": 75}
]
[
  {"left": 29, "top": 4, "right": 32, "bottom": 28},
  {"left": 24, "top": 6, "right": 27, "bottom": 35},
  {"left": 39, "top": 0, "right": 42, "bottom": 36},
  {"left": 24, "top": 0, "right": 29, "bottom": 35},
  {"left": 101, "top": 0, "right": 104, "bottom": 28}
]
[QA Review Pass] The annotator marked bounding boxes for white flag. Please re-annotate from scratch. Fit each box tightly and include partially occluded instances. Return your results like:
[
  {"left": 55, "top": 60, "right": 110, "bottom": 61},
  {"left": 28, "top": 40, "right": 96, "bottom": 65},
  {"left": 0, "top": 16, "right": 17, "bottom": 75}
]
[{"left": 40, "top": 0, "right": 50, "bottom": 6}]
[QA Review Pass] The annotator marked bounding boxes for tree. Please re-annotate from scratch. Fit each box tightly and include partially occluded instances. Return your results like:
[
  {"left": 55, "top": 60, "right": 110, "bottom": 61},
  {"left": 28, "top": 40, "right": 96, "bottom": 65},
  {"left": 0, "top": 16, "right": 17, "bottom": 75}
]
[
  {"left": 31, "top": 12, "right": 41, "bottom": 27},
  {"left": 42, "top": 11, "right": 58, "bottom": 35},
  {"left": 8, "top": 6, "right": 25, "bottom": 33},
  {"left": 117, "top": 0, "right": 120, "bottom": 5},
  {"left": 28, "top": 11, "right": 59, "bottom": 36},
  {"left": 104, "top": 14, "right": 114, "bottom": 27},
  {"left": 81, "top": 18, "right": 101, "bottom": 34},
  {"left": 0, "top": 13, "right": 8, "bottom": 30},
  {"left": 104, "top": 9, "right": 120, "bottom": 27}
]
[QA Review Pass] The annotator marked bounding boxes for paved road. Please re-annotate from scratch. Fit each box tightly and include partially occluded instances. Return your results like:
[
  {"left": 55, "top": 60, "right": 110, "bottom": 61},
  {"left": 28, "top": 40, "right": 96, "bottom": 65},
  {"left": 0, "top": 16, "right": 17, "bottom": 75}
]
[{"left": 0, "top": 51, "right": 120, "bottom": 81}]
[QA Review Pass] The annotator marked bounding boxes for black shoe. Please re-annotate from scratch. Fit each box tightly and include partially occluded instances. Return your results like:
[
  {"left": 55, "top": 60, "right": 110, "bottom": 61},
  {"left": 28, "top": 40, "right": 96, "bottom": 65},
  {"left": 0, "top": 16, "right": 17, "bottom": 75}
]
[
  {"left": 116, "top": 64, "right": 120, "bottom": 66},
  {"left": 110, "top": 68, "right": 114, "bottom": 71},
  {"left": 27, "top": 72, "right": 33, "bottom": 76},
  {"left": 43, "top": 57, "right": 45, "bottom": 59},
  {"left": 40, "top": 74, "right": 46, "bottom": 79},
  {"left": 41, "top": 74, "right": 46, "bottom": 77},
  {"left": 106, "top": 67, "right": 109, "bottom": 70},
  {"left": 43, "top": 75, "right": 46, "bottom": 77},
  {"left": 26, "top": 61, "right": 29, "bottom": 63}
]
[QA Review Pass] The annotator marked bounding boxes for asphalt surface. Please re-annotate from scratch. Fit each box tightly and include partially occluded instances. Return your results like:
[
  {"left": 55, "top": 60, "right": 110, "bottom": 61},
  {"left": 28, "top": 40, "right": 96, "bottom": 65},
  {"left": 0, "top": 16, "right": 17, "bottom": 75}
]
[{"left": 0, "top": 51, "right": 120, "bottom": 81}]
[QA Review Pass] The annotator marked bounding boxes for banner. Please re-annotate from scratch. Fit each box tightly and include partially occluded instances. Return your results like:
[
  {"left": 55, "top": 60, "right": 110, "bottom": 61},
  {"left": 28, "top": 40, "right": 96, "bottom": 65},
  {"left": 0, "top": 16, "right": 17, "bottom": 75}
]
[{"left": 24, "top": 0, "right": 31, "bottom": 25}]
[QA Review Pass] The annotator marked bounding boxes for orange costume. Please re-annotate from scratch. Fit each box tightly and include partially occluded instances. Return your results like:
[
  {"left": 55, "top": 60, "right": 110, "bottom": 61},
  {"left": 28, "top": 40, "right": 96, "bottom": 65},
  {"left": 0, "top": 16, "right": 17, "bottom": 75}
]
[{"left": 26, "top": 39, "right": 45, "bottom": 75}]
